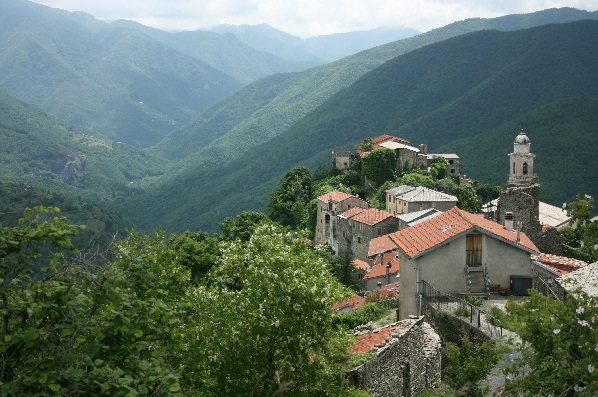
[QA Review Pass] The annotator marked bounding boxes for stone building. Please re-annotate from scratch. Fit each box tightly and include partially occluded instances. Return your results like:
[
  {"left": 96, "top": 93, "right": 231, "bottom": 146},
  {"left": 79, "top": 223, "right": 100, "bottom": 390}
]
[
  {"left": 386, "top": 185, "right": 458, "bottom": 216},
  {"left": 315, "top": 191, "right": 368, "bottom": 250},
  {"left": 496, "top": 130, "right": 564, "bottom": 254},
  {"left": 332, "top": 150, "right": 355, "bottom": 171},
  {"left": 336, "top": 207, "right": 399, "bottom": 260},
  {"left": 349, "top": 317, "right": 442, "bottom": 397}
]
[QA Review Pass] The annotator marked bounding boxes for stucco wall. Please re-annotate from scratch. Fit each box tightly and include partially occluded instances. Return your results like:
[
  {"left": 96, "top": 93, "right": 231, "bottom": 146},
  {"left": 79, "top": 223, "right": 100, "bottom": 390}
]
[{"left": 399, "top": 233, "right": 534, "bottom": 319}]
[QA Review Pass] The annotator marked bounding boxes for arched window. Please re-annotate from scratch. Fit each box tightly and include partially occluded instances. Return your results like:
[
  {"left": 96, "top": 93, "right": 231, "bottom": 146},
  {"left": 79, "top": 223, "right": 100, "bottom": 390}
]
[{"left": 523, "top": 162, "right": 528, "bottom": 175}]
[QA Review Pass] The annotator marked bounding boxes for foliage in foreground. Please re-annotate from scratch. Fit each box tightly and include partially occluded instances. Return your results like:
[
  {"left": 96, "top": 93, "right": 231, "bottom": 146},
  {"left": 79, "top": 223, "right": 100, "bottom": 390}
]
[
  {"left": 0, "top": 207, "right": 367, "bottom": 396},
  {"left": 505, "top": 290, "right": 598, "bottom": 396}
]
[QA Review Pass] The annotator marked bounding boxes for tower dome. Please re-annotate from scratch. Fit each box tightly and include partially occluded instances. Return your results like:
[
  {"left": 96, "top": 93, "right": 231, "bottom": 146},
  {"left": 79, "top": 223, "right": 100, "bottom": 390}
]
[{"left": 515, "top": 129, "right": 530, "bottom": 145}]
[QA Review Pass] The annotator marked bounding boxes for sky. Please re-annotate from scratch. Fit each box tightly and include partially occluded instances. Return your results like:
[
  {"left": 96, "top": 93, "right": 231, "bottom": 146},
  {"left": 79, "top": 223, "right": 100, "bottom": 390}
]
[{"left": 31, "top": 0, "right": 598, "bottom": 38}]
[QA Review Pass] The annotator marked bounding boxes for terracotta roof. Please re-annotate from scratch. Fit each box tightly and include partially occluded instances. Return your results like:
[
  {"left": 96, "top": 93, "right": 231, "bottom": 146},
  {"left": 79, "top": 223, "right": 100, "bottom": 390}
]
[
  {"left": 338, "top": 206, "right": 367, "bottom": 219},
  {"left": 534, "top": 253, "right": 588, "bottom": 276},
  {"left": 364, "top": 260, "right": 399, "bottom": 280},
  {"left": 352, "top": 259, "right": 370, "bottom": 272},
  {"left": 371, "top": 251, "right": 399, "bottom": 267},
  {"left": 351, "top": 208, "right": 394, "bottom": 226},
  {"left": 379, "top": 282, "right": 399, "bottom": 297},
  {"left": 370, "top": 134, "right": 411, "bottom": 146},
  {"left": 352, "top": 319, "right": 419, "bottom": 354},
  {"left": 317, "top": 191, "right": 355, "bottom": 203},
  {"left": 388, "top": 207, "right": 539, "bottom": 258},
  {"left": 333, "top": 294, "right": 366, "bottom": 311},
  {"left": 368, "top": 235, "right": 399, "bottom": 257}
]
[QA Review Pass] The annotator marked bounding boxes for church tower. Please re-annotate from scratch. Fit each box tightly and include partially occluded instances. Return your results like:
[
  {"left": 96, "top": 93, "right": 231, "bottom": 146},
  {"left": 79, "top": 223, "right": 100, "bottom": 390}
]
[{"left": 508, "top": 130, "right": 536, "bottom": 186}]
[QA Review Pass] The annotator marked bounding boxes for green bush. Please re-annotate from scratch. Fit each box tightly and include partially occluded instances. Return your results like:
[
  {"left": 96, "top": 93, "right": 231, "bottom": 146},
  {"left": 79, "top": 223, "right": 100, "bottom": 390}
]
[{"left": 333, "top": 302, "right": 388, "bottom": 330}]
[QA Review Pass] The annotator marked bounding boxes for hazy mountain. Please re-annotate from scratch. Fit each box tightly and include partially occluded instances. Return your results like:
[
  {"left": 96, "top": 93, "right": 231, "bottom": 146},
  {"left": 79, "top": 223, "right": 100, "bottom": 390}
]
[
  {"left": 150, "top": 8, "right": 598, "bottom": 165},
  {"left": 111, "top": 20, "right": 316, "bottom": 85},
  {"left": 123, "top": 20, "right": 598, "bottom": 232},
  {"left": 304, "top": 26, "right": 420, "bottom": 61},
  {"left": 0, "top": 0, "right": 242, "bottom": 147},
  {"left": 209, "top": 23, "right": 420, "bottom": 63}
]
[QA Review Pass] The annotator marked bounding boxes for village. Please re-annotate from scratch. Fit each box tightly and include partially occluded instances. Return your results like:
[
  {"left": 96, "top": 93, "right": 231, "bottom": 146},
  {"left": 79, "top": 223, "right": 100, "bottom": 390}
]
[{"left": 320, "top": 131, "right": 597, "bottom": 396}]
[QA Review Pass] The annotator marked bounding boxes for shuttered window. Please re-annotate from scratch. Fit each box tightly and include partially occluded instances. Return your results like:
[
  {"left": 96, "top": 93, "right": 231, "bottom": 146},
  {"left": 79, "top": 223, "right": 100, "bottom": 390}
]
[{"left": 466, "top": 234, "right": 482, "bottom": 266}]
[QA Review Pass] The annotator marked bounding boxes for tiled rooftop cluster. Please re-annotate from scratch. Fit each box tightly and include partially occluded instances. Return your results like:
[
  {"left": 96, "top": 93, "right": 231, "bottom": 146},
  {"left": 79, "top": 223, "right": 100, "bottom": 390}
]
[{"left": 352, "top": 318, "right": 421, "bottom": 354}]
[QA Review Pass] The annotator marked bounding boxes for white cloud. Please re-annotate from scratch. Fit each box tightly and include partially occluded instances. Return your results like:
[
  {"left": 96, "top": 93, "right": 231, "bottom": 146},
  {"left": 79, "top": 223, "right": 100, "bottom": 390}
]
[{"left": 31, "top": 0, "right": 598, "bottom": 37}]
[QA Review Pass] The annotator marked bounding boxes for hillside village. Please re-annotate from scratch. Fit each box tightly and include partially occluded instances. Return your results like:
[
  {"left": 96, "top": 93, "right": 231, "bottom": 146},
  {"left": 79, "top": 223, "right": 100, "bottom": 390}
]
[{"left": 320, "top": 131, "right": 597, "bottom": 396}]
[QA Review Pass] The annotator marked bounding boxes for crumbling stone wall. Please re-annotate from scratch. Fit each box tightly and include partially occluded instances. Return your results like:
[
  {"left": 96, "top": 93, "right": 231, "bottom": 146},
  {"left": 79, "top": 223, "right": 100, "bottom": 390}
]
[{"left": 348, "top": 318, "right": 441, "bottom": 397}]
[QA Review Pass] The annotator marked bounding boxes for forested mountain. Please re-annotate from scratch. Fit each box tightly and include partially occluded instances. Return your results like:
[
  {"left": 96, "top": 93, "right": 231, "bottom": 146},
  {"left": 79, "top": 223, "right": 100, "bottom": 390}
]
[
  {"left": 150, "top": 7, "right": 598, "bottom": 165},
  {"left": 0, "top": 90, "right": 169, "bottom": 204},
  {"left": 122, "top": 20, "right": 598, "bottom": 232},
  {"left": 0, "top": 0, "right": 242, "bottom": 147}
]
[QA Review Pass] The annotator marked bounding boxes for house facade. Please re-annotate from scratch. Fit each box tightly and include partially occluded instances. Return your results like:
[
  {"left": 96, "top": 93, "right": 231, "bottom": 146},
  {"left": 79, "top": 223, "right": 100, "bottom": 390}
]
[{"left": 387, "top": 207, "right": 539, "bottom": 320}]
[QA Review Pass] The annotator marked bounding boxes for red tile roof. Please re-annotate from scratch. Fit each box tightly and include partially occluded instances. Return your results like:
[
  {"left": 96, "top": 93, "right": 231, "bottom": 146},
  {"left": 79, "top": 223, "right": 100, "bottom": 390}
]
[
  {"left": 332, "top": 294, "right": 366, "bottom": 311},
  {"left": 339, "top": 206, "right": 367, "bottom": 219},
  {"left": 368, "top": 235, "right": 399, "bottom": 257},
  {"left": 317, "top": 191, "right": 355, "bottom": 203},
  {"left": 352, "top": 321, "right": 417, "bottom": 353},
  {"left": 364, "top": 260, "right": 399, "bottom": 280},
  {"left": 535, "top": 253, "right": 588, "bottom": 276},
  {"left": 352, "top": 259, "right": 370, "bottom": 272},
  {"left": 388, "top": 206, "right": 539, "bottom": 258},
  {"left": 352, "top": 208, "right": 395, "bottom": 226},
  {"left": 370, "top": 134, "right": 411, "bottom": 146},
  {"left": 372, "top": 251, "right": 399, "bottom": 267}
]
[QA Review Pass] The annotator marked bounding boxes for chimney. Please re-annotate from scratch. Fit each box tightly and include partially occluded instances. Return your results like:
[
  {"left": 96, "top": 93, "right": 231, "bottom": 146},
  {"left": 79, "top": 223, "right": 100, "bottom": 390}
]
[
  {"left": 516, "top": 221, "right": 522, "bottom": 242},
  {"left": 505, "top": 212, "right": 514, "bottom": 231},
  {"left": 386, "top": 261, "right": 392, "bottom": 285}
]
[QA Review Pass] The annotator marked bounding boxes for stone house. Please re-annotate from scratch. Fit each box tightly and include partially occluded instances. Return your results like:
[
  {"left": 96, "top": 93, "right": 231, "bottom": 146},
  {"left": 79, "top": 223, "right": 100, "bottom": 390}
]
[
  {"left": 349, "top": 317, "right": 441, "bottom": 397},
  {"left": 332, "top": 294, "right": 366, "bottom": 313},
  {"left": 386, "top": 185, "right": 457, "bottom": 215},
  {"left": 336, "top": 207, "right": 398, "bottom": 260},
  {"left": 385, "top": 206, "right": 539, "bottom": 320},
  {"left": 315, "top": 191, "right": 368, "bottom": 251},
  {"left": 332, "top": 150, "right": 355, "bottom": 171}
]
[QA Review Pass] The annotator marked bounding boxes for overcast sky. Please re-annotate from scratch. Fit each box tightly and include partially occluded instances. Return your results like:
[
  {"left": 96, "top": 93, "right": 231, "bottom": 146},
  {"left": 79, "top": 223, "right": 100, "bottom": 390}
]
[{"left": 31, "top": 0, "right": 597, "bottom": 37}]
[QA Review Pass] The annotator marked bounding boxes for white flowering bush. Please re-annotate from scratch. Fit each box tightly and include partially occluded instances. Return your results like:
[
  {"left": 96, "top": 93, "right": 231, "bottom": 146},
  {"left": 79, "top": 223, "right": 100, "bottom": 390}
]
[
  {"left": 504, "top": 289, "right": 598, "bottom": 396},
  {"left": 195, "top": 224, "right": 358, "bottom": 396}
]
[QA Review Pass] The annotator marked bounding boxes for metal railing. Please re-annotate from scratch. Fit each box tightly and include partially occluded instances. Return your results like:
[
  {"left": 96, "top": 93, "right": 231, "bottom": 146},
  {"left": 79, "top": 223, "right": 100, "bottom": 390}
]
[{"left": 418, "top": 280, "right": 503, "bottom": 338}]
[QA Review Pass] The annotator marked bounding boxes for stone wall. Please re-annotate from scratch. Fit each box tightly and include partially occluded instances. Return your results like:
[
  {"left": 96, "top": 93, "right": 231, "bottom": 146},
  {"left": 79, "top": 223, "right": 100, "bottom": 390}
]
[{"left": 348, "top": 317, "right": 442, "bottom": 397}]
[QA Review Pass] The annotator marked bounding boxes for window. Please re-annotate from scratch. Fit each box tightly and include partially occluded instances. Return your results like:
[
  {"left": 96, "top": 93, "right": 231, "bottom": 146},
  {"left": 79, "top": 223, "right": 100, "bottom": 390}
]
[
  {"left": 450, "top": 168, "right": 455, "bottom": 174},
  {"left": 523, "top": 162, "right": 528, "bottom": 175},
  {"left": 358, "top": 273, "right": 364, "bottom": 280},
  {"left": 466, "top": 234, "right": 482, "bottom": 266},
  {"left": 513, "top": 162, "right": 516, "bottom": 174},
  {"left": 357, "top": 237, "right": 361, "bottom": 244}
]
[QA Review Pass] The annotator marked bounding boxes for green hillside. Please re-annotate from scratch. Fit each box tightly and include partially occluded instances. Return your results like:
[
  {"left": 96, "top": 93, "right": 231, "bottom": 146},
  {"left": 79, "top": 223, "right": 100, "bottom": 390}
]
[
  {"left": 0, "top": 90, "right": 169, "bottom": 205},
  {"left": 0, "top": 0, "right": 242, "bottom": 147},
  {"left": 121, "top": 20, "right": 598, "bottom": 232},
  {"left": 150, "top": 7, "right": 598, "bottom": 167}
]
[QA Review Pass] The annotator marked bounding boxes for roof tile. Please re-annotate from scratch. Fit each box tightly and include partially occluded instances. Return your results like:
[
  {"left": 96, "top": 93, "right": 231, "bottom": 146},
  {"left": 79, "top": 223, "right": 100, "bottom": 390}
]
[
  {"left": 388, "top": 207, "right": 539, "bottom": 258},
  {"left": 352, "top": 208, "right": 394, "bottom": 226}
]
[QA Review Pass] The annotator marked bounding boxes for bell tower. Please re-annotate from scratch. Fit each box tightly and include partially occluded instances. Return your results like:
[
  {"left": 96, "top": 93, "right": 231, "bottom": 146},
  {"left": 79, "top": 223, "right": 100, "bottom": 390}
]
[{"left": 508, "top": 130, "right": 535, "bottom": 186}]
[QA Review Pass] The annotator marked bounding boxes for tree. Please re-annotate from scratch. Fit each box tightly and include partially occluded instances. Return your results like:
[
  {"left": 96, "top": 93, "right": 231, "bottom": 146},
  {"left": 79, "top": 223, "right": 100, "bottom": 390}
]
[
  {"left": 196, "top": 224, "right": 357, "bottom": 396},
  {"left": 562, "top": 195, "right": 598, "bottom": 262},
  {"left": 361, "top": 148, "right": 396, "bottom": 187},
  {"left": 505, "top": 290, "right": 598, "bottom": 396},
  {"left": 219, "top": 210, "right": 271, "bottom": 242},
  {"left": 429, "top": 156, "right": 449, "bottom": 180},
  {"left": 168, "top": 230, "right": 220, "bottom": 282},
  {"left": 0, "top": 207, "right": 194, "bottom": 396},
  {"left": 268, "top": 166, "right": 313, "bottom": 230}
]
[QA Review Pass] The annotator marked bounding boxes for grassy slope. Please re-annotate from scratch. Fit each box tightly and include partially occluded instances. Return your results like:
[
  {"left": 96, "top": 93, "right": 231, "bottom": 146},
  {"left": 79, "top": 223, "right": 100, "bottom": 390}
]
[{"left": 120, "top": 20, "right": 598, "bottom": 232}]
